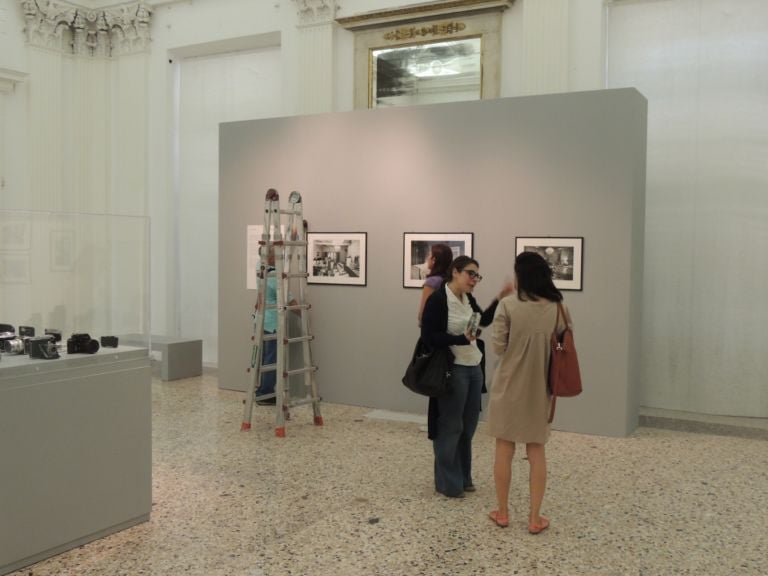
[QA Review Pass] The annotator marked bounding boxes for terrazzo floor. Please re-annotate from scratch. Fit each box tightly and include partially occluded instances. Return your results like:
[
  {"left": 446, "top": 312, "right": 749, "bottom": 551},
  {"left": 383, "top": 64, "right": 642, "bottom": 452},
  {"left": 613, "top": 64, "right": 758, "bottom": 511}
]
[{"left": 11, "top": 374, "right": 768, "bottom": 576}]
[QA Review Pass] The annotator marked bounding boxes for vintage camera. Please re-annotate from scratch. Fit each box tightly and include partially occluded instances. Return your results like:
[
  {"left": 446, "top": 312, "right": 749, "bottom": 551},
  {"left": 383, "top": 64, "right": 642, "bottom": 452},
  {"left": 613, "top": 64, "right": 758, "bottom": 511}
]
[
  {"left": 45, "top": 329, "right": 63, "bottom": 342},
  {"left": 100, "top": 335, "right": 119, "bottom": 348},
  {"left": 0, "top": 323, "right": 15, "bottom": 341},
  {"left": 28, "top": 336, "right": 60, "bottom": 360},
  {"left": 67, "top": 333, "right": 100, "bottom": 354},
  {"left": 19, "top": 326, "right": 35, "bottom": 337},
  {"left": 2, "top": 337, "right": 27, "bottom": 355}
]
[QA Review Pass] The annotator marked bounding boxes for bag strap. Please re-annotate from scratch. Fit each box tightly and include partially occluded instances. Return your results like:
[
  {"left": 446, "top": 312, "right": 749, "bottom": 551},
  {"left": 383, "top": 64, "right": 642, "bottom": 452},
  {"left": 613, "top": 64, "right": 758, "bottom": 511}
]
[
  {"left": 551, "top": 301, "right": 562, "bottom": 339},
  {"left": 548, "top": 300, "right": 565, "bottom": 424},
  {"left": 549, "top": 396, "right": 557, "bottom": 423}
]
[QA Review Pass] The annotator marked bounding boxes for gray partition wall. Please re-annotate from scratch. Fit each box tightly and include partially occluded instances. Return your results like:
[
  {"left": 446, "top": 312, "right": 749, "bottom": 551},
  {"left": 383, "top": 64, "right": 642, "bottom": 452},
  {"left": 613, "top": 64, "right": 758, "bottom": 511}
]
[{"left": 219, "top": 89, "right": 647, "bottom": 437}]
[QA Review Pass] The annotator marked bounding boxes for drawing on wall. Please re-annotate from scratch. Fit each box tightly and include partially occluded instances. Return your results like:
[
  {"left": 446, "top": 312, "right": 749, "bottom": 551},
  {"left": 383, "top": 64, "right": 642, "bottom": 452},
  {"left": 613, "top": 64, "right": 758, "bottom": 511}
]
[
  {"left": 0, "top": 253, "right": 31, "bottom": 284},
  {"left": 403, "top": 232, "right": 473, "bottom": 288},
  {"left": 307, "top": 233, "right": 367, "bottom": 286},
  {"left": 0, "top": 220, "right": 31, "bottom": 251},
  {"left": 50, "top": 229, "right": 76, "bottom": 272},
  {"left": 515, "top": 236, "right": 584, "bottom": 291},
  {"left": 245, "top": 224, "right": 286, "bottom": 290}
]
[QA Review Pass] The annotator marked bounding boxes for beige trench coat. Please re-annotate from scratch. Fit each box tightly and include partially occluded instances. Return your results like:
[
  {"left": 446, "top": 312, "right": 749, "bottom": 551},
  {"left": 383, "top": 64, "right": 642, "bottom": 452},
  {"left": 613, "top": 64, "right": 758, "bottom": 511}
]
[{"left": 486, "top": 296, "right": 571, "bottom": 444}]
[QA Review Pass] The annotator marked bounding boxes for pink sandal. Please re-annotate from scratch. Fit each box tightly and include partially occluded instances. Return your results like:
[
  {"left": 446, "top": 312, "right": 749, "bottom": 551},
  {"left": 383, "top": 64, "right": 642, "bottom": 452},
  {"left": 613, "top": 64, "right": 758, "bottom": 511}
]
[
  {"left": 528, "top": 516, "right": 550, "bottom": 534},
  {"left": 488, "top": 510, "right": 509, "bottom": 528}
]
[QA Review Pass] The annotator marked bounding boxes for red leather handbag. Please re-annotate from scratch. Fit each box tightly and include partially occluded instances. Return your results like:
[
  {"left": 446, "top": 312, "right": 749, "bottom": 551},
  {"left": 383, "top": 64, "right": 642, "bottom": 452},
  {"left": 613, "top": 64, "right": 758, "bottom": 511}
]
[{"left": 548, "top": 301, "right": 582, "bottom": 423}]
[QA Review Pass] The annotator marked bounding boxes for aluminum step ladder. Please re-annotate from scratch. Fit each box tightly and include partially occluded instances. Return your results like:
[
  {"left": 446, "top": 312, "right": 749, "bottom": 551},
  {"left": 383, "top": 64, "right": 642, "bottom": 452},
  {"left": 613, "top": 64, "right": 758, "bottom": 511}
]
[{"left": 241, "top": 189, "right": 322, "bottom": 437}]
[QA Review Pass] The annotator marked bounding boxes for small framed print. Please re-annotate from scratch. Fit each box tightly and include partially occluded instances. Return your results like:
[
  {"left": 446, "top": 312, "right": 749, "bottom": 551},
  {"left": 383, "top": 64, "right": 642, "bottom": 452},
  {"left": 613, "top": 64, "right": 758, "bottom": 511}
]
[
  {"left": 0, "top": 253, "right": 31, "bottom": 284},
  {"left": 515, "top": 236, "right": 584, "bottom": 291},
  {"left": 0, "top": 220, "right": 31, "bottom": 251},
  {"left": 307, "top": 232, "right": 367, "bottom": 286},
  {"left": 403, "top": 232, "right": 474, "bottom": 288},
  {"left": 50, "top": 229, "right": 76, "bottom": 272},
  {"left": 245, "top": 224, "right": 285, "bottom": 290}
]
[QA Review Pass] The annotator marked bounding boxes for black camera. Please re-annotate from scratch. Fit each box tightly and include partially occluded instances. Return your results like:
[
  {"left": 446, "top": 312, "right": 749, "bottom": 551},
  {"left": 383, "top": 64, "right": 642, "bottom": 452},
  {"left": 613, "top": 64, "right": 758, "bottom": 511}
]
[
  {"left": 100, "top": 335, "right": 119, "bottom": 348},
  {"left": 19, "top": 326, "right": 35, "bottom": 337},
  {"left": 29, "top": 336, "right": 60, "bottom": 359},
  {"left": 45, "top": 329, "right": 62, "bottom": 342},
  {"left": 67, "top": 333, "right": 100, "bottom": 354},
  {"left": 0, "top": 323, "right": 15, "bottom": 341}
]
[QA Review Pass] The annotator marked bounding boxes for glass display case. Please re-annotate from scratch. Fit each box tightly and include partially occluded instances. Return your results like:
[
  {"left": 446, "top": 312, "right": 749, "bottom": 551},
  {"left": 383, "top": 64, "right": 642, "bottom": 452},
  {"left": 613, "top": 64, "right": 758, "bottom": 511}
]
[
  {"left": 0, "top": 209, "right": 152, "bottom": 575},
  {"left": 0, "top": 209, "right": 150, "bottom": 353}
]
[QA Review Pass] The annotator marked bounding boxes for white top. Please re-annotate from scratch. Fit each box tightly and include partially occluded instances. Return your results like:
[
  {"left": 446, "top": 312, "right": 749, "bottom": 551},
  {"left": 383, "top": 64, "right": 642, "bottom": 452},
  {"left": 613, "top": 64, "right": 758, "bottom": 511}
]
[{"left": 445, "top": 285, "right": 482, "bottom": 366}]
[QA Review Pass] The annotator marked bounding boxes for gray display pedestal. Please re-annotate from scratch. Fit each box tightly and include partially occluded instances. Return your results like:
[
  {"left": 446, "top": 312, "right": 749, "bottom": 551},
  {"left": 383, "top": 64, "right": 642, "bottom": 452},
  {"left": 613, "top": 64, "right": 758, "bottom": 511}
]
[
  {"left": 121, "top": 335, "right": 202, "bottom": 381},
  {"left": 0, "top": 347, "right": 152, "bottom": 576}
]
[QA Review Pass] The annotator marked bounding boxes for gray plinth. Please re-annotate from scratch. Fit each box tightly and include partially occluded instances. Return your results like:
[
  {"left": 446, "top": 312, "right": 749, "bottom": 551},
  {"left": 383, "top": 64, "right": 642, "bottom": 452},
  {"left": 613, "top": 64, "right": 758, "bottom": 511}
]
[
  {"left": 0, "top": 347, "right": 152, "bottom": 576},
  {"left": 120, "top": 335, "right": 202, "bottom": 381}
]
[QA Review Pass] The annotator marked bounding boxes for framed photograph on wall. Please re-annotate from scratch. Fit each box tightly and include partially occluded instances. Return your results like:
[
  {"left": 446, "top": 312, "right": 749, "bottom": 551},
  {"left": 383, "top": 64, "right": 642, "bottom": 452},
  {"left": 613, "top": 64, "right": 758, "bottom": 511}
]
[
  {"left": 50, "top": 229, "right": 76, "bottom": 272},
  {"left": 403, "top": 232, "right": 474, "bottom": 288},
  {"left": 307, "top": 232, "right": 367, "bottom": 286},
  {"left": 0, "top": 253, "right": 31, "bottom": 284},
  {"left": 0, "top": 220, "right": 31, "bottom": 251},
  {"left": 515, "top": 236, "right": 584, "bottom": 291}
]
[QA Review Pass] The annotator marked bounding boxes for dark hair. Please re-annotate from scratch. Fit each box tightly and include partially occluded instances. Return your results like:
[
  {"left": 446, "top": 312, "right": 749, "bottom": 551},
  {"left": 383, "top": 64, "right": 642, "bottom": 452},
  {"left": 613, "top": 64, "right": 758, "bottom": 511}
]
[
  {"left": 514, "top": 251, "right": 563, "bottom": 302},
  {"left": 447, "top": 255, "right": 480, "bottom": 281},
  {"left": 428, "top": 243, "right": 453, "bottom": 279}
]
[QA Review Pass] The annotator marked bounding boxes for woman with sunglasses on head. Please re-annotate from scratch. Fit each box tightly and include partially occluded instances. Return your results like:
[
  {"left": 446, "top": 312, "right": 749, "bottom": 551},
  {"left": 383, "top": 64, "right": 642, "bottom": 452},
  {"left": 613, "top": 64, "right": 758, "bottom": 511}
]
[
  {"left": 420, "top": 255, "right": 514, "bottom": 498},
  {"left": 417, "top": 243, "right": 454, "bottom": 326},
  {"left": 486, "top": 251, "right": 572, "bottom": 534}
]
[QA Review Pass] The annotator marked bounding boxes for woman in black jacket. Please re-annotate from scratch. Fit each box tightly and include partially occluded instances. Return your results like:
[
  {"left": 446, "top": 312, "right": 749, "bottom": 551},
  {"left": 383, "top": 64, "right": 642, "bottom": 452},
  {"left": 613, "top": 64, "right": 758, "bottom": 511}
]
[{"left": 421, "top": 255, "right": 512, "bottom": 498}]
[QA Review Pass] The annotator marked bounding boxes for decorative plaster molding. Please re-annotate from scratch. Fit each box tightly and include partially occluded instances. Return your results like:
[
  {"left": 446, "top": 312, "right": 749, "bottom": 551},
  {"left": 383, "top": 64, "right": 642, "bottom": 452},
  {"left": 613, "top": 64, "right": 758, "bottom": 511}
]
[
  {"left": 383, "top": 21, "right": 466, "bottom": 41},
  {"left": 20, "top": 0, "right": 152, "bottom": 56},
  {"left": 0, "top": 67, "right": 28, "bottom": 94},
  {"left": 337, "top": 0, "right": 513, "bottom": 31},
  {"left": 294, "top": 0, "right": 336, "bottom": 27}
]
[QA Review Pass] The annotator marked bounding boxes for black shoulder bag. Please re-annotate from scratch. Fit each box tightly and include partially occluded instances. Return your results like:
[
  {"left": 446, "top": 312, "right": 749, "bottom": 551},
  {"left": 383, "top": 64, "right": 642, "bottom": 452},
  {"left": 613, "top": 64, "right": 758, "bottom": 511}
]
[{"left": 402, "top": 338, "right": 453, "bottom": 397}]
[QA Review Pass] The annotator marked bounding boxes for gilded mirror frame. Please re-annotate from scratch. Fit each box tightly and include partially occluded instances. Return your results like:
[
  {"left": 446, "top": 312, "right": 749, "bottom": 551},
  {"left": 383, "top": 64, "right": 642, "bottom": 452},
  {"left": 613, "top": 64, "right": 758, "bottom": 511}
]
[{"left": 337, "top": 1, "right": 513, "bottom": 109}]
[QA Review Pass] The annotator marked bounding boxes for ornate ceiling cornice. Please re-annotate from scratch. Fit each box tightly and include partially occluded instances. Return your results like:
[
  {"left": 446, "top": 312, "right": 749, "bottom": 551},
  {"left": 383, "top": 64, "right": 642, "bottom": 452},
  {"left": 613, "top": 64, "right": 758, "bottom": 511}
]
[{"left": 20, "top": 0, "right": 152, "bottom": 57}]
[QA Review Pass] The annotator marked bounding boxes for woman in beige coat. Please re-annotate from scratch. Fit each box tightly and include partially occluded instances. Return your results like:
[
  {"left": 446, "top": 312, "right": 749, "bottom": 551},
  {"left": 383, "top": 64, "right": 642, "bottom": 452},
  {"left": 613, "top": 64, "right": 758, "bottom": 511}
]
[{"left": 486, "top": 251, "right": 571, "bottom": 534}]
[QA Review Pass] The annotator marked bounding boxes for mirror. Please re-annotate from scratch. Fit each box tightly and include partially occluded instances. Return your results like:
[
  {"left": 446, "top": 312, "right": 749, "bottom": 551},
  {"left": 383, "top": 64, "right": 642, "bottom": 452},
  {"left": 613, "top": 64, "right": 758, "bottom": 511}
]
[{"left": 370, "top": 37, "right": 482, "bottom": 108}]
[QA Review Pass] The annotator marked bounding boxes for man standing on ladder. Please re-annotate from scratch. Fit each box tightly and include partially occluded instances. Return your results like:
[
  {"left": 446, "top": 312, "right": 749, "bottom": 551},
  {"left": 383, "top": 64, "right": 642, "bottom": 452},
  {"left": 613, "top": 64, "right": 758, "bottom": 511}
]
[{"left": 255, "top": 247, "right": 296, "bottom": 406}]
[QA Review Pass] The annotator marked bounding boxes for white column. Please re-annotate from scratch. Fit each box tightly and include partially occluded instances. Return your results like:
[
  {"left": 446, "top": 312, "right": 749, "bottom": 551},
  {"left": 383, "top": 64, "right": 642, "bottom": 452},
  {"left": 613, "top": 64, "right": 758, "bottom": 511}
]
[
  {"left": 0, "top": 68, "right": 27, "bottom": 200},
  {"left": 294, "top": 0, "right": 336, "bottom": 114},
  {"left": 521, "top": 0, "right": 569, "bottom": 95},
  {"left": 18, "top": 0, "right": 152, "bottom": 214}
]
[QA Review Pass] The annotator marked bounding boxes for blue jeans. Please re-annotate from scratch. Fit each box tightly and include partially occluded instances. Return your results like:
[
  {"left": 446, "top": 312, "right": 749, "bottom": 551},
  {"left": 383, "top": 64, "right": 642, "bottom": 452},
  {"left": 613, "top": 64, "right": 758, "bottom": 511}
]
[
  {"left": 256, "top": 333, "right": 277, "bottom": 395},
  {"left": 433, "top": 364, "right": 483, "bottom": 497}
]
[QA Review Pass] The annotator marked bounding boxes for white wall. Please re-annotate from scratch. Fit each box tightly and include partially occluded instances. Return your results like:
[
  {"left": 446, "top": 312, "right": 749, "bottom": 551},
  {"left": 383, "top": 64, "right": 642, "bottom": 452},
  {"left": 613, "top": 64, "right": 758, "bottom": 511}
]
[
  {"left": 607, "top": 0, "right": 768, "bottom": 417},
  {"left": 0, "top": 0, "right": 25, "bottom": 70},
  {"left": 0, "top": 0, "right": 29, "bottom": 205},
  {"left": 176, "top": 47, "right": 282, "bottom": 363}
]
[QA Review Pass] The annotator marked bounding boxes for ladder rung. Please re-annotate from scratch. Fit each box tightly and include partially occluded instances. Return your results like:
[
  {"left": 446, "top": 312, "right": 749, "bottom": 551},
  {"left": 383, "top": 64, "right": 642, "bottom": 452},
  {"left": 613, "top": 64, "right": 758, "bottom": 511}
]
[
  {"left": 260, "top": 364, "right": 277, "bottom": 372},
  {"left": 264, "top": 240, "right": 305, "bottom": 246},
  {"left": 260, "top": 333, "right": 278, "bottom": 341},
  {"left": 279, "top": 209, "right": 302, "bottom": 215},
  {"left": 261, "top": 303, "right": 309, "bottom": 311},
  {"left": 284, "top": 366, "right": 318, "bottom": 377},
  {"left": 286, "top": 335, "right": 314, "bottom": 344},
  {"left": 284, "top": 273, "right": 309, "bottom": 279},
  {"left": 287, "top": 397, "right": 322, "bottom": 408}
]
